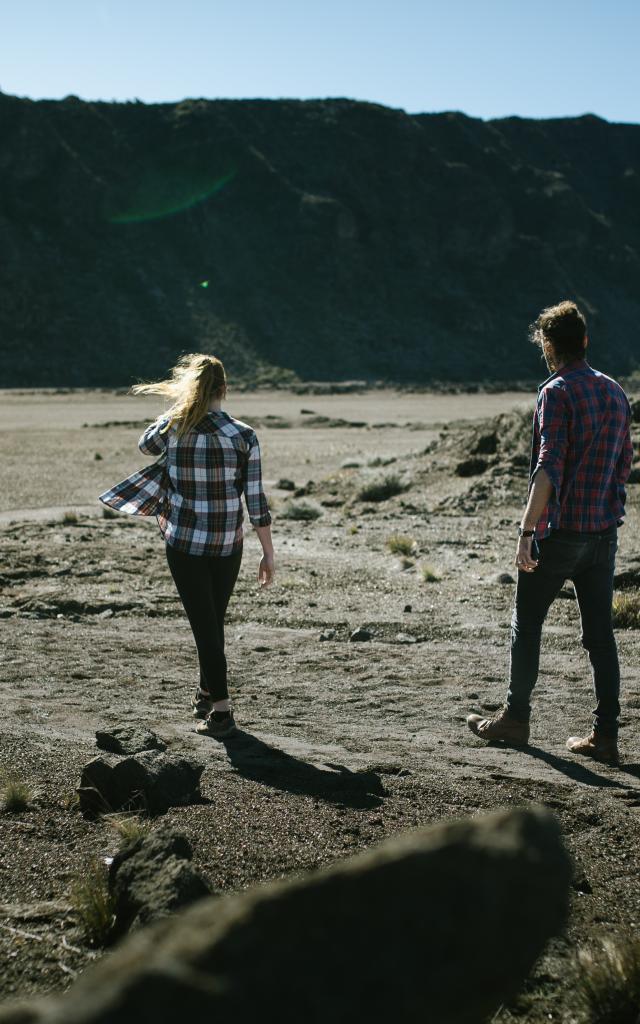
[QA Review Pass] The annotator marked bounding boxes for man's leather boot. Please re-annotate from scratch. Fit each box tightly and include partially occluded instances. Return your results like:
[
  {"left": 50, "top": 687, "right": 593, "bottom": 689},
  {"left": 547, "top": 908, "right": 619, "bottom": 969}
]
[
  {"left": 566, "top": 731, "right": 619, "bottom": 766},
  {"left": 466, "top": 707, "right": 530, "bottom": 746}
]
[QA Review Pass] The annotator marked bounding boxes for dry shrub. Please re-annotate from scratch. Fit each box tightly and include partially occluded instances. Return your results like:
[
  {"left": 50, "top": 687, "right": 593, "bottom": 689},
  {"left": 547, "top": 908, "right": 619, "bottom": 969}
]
[
  {"left": 386, "top": 534, "right": 416, "bottom": 556},
  {"left": 358, "top": 474, "right": 407, "bottom": 503},
  {"left": 102, "top": 507, "right": 119, "bottom": 519},
  {"left": 577, "top": 935, "right": 640, "bottom": 1024},
  {"left": 62, "top": 510, "right": 79, "bottom": 525},
  {"left": 1, "top": 775, "right": 34, "bottom": 813},
  {"left": 70, "top": 859, "right": 115, "bottom": 947},
  {"left": 421, "top": 564, "right": 441, "bottom": 583},
  {"left": 104, "top": 813, "right": 149, "bottom": 846},
  {"left": 280, "top": 499, "right": 323, "bottom": 521},
  {"left": 612, "top": 592, "right": 640, "bottom": 629}
]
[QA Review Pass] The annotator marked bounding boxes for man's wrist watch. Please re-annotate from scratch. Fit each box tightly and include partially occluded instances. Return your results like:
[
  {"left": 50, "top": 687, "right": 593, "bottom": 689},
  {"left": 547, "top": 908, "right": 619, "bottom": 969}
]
[{"left": 518, "top": 526, "right": 535, "bottom": 537}]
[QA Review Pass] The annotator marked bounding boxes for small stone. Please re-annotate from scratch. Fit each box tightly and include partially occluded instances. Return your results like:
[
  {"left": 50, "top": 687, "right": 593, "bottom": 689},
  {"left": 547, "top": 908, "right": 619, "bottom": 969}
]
[
  {"left": 394, "top": 633, "right": 416, "bottom": 645},
  {"left": 96, "top": 727, "right": 167, "bottom": 756},
  {"left": 319, "top": 629, "right": 336, "bottom": 641},
  {"left": 276, "top": 478, "right": 296, "bottom": 491},
  {"left": 349, "top": 627, "right": 373, "bottom": 642},
  {"left": 96, "top": 608, "right": 115, "bottom": 619},
  {"left": 403, "top": 604, "right": 412, "bottom": 613},
  {"left": 494, "top": 573, "right": 515, "bottom": 585}
]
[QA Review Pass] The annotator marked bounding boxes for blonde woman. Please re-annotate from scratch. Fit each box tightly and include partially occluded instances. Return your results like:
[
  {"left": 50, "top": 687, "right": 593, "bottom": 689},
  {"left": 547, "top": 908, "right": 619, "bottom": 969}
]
[{"left": 99, "top": 354, "right": 274, "bottom": 738}]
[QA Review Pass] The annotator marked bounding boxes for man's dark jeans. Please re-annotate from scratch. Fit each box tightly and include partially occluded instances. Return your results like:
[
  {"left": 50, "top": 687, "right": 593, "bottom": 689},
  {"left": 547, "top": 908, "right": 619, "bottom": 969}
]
[{"left": 507, "top": 525, "right": 620, "bottom": 737}]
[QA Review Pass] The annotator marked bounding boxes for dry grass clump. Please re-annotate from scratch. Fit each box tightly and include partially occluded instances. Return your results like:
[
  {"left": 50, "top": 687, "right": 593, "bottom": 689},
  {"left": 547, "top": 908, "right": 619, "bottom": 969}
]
[
  {"left": 1, "top": 774, "right": 35, "bottom": 813},
  {"left": 612, "top": 592, "right": 640, "bottom": 629},
  {"left": 62, "top": 510, "right": 79, "bottom": 525},
  {"left": 386, "top": 534, "right": 416, "bottom": 557},
  {"left": 421, "top": 564, "right": 441, "bottom": 583},
  {"left": 104, "top": 813, "right": 149, "bottom": 846},
  {"left": 358, "top": 474, "right": 407, "bottom": 503},
  {"left": 101, "top": 507, "right": 119, "bottom": 520},
  {"left": 280, "top": 499, "right": 323, "bottom": 521},
  {"left": 576, "top": 935, "right": 640, "bottom": 1024},
  {"left": 69, "top": 859, "right": 115, "bottom": 947}
]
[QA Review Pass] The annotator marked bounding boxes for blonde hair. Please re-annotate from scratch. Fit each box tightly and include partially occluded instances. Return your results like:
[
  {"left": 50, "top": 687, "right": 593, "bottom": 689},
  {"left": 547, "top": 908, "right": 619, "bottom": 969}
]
[{"left": 132, "top": 353, "right": 227, "bottom": 437}]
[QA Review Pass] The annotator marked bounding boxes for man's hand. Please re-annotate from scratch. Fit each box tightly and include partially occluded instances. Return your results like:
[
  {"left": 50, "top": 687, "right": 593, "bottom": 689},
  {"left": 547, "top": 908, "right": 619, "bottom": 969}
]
[
  {"left": 258, "top": 553, "right": 275, "bottom": 587},
  {"left": 515, "top": 536, "right": 538, "bottom": 573}
]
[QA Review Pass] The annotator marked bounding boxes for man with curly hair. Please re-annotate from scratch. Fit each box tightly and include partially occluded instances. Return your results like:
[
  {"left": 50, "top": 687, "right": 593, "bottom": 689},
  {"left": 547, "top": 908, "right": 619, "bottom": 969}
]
[{"left": 467, "top": 301, "right": 632, "bottom": 765}]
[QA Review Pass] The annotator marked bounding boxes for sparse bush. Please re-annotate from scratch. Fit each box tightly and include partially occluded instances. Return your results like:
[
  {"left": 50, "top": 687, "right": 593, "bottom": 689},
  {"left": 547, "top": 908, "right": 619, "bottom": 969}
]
[
  {"left": 577, "top": 935, "right": 640, "bottom": 1024},
  {"left": 94, "top": 452, "right": 103, "bottom": 461},
  {"left": 421, "top": 564, "right": 441, "bottom": 583},
  {"left": 104, "top": 813, "right": 149, "bottom": 846},
  {"left": 399, "top": 557, "right": 415, "bottom": 570},
  {"left": 276, "top": 478, "right": 296, "bottom": 491},
  {"left": 69, "top": 859, "right": 115, "bottom": 947},
  {"left": 280, "top": 499, "right": 323, "bottom": 521},
  {"left": 368, "top": 456, "right": 397, "bottom": 468},
  {"left": 102, "top": 507, "right": 119, "bottom": 519},
  {"left": 386, "top": 534, "right": 416, "bottom": 557},
  {"left": 613, "top": 592, "right": 640, "bottom": 629},
  {"left": 358, "top": 474, "right": 407, "bottom": 503},
  {"left": 1, "top": 775, "right": 34, "bottom": 813},
  {"left": 62, "top": 510, "right": 79, "bottom": 525}
]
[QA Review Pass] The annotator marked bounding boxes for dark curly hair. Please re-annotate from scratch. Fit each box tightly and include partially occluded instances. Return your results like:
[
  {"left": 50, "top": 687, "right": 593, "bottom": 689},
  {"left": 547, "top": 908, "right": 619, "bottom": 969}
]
[{"left": 529, "top": 301, "right": 587, "bottom": 364}]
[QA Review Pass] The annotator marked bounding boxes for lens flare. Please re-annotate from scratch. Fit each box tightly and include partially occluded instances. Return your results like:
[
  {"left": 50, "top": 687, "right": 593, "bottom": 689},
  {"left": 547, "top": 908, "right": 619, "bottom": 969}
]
[{"left": 107, "top": 170, "right": 235, "bottom": 225}]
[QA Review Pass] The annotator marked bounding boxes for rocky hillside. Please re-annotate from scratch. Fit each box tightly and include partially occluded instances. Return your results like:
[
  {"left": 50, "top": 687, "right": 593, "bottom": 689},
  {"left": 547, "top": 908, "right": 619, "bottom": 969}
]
[{"left": 1, "top": 93, "right": 639, "bottom": 386}]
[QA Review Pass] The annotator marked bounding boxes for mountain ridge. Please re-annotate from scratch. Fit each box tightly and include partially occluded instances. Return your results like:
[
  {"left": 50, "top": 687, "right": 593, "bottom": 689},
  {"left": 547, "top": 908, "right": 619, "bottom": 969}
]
[{"left": 1, "top": 93, "right": 639, "bottom": 386}]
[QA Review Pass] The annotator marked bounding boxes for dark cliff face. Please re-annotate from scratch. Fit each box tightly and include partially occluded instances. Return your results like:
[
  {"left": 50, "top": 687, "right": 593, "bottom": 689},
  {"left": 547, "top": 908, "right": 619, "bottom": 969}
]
[{"left": 1, "top": 93, "right": 639, "bottom": 386}]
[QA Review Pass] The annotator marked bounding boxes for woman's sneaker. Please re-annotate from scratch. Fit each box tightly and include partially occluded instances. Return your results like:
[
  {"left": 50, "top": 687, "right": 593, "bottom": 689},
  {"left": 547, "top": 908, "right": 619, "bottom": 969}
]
[
  {"left": 195, "top": 709, "right": 237, "bottom": 738},
  {"left": 191, "top": 689, "right": 214, "bottom": 720}
]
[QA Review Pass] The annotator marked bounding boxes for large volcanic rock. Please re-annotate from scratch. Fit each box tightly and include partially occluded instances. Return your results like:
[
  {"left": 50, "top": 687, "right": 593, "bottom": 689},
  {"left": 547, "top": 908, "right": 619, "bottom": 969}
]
[{"left": 0, "top": 807, "right": 571, "bottom": 1024}]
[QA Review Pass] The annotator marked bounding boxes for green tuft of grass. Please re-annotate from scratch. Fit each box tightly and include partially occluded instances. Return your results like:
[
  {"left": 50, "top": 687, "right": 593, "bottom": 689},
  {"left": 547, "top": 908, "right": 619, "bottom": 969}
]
[
  {"left": 280, "top": 499, "right": 323, "bottom": 521},
  {"left": 577, "top": 935, "right": 640, "bottom": 1024},
  {"left": 386, "top": 534, "right": 416, "bottom": 557},
  {"left": 62, "top": 510, "right": 79, "bottom": 525},
  {"left": 1, "top": 775, "right": 35, "bottom": 813},
  {"left": 69, "top": 859, "right": 115, "bottom": 947},
  {"left": 420, "top": 564, "right": 441, "bottom": 583},
  {"left": 358, "top": 474, "right": 407, "bottom": 503},
  {"left": 612, "top": 591, "right": 640, "bottom": 629}
]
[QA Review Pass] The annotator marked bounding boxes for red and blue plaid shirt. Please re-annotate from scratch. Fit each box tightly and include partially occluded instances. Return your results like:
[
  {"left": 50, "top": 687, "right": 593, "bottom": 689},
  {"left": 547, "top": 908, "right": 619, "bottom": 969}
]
[
  {"left": 99, "top": 411, "right": 271, "bottom": 556},
  {"left": 530, "top": 359, "right": 632, "bottom": 538}
]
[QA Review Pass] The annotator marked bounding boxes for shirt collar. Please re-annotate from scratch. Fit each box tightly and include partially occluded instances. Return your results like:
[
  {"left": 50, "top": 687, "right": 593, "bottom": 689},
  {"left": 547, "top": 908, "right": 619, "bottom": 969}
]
[{"left": 537, "top": 358, "right": 588, "bottom": 393}]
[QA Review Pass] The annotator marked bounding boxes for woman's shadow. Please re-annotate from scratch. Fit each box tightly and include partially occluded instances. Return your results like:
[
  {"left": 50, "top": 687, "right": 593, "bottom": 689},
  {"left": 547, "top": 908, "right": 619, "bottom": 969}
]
[{"left": 221, "top": 730, "right": 386, "bottom": 809}]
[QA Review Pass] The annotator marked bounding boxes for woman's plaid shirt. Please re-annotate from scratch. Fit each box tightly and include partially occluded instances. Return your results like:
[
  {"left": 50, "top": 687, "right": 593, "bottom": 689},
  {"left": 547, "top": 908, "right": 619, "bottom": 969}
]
[
  {"left": 99, "top": 411, "right": 271, "bottom": 556},
  {"left": 530, "top": 359, "right": 632, "bottom": 538}
]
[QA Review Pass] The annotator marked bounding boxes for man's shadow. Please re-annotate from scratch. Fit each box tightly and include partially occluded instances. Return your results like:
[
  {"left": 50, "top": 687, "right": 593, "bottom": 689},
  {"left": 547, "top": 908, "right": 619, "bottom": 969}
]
[
  {"left": 517, "top": 743, "right": 627, "bottom": 789},
  {"left": 221, "top": 731, "right": 386, "bottom": 809}
]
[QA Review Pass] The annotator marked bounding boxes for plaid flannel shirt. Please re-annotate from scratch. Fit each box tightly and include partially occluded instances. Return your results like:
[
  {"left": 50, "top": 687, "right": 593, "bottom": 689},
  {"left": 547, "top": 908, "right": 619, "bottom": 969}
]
[
  {"left": 529, "top": 359, "right": 632, "bottom": 539},
  {"left": 99, "top": 410, "right": 271, "bottom": 556}
]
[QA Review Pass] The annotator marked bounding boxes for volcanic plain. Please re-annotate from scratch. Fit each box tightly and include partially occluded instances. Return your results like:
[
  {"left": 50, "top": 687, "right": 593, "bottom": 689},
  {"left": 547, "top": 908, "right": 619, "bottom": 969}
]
[{"left": 1, "top": 386, "right": 640, "bottom": 1022}]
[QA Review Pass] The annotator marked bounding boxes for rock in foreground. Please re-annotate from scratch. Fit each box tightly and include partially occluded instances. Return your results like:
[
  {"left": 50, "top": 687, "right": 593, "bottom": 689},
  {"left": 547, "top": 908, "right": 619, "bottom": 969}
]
[
  {"left": 0, "top": 807, "right": 571, "bottom": 1024},
  {"left": 78, "top": 751, "right": 204, "bottom": 816}
]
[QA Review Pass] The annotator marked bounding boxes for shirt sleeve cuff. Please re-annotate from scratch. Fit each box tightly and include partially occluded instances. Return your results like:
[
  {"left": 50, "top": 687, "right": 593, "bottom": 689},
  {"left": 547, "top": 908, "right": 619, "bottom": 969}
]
[{"left": 250, "top": 512, "right": 272, "bottom": 527}]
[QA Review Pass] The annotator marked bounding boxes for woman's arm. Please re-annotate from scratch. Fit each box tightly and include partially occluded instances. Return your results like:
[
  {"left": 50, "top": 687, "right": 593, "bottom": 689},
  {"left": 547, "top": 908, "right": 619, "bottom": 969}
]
[
  {"left": 244, "top": 435, "right": 274, "bottom": 586},
  {"left": 139, "top": 417, "right": 170, "bottom": 456},
  {"left": 254, "top": 524, "right": 275, "bottom": 587}
]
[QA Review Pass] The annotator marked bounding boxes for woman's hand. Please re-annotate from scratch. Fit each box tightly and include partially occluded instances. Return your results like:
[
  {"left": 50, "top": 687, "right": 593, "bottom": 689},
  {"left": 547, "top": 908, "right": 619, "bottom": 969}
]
[
  {"left": 258, "top": 553, "right": 275, "bottom": 587},
  {"left": 515, "top": 536, "right": 538, "bottom": 573}
]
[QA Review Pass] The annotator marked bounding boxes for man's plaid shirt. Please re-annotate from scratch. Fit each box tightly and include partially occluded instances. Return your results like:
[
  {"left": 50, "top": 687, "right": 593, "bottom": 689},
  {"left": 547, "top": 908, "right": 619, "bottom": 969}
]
[
  {"left": 530, "top": 359, "right": 632, "bottom": 539},
  {"left": 99, "top": 411, "right": 271, "bottom": 556}
]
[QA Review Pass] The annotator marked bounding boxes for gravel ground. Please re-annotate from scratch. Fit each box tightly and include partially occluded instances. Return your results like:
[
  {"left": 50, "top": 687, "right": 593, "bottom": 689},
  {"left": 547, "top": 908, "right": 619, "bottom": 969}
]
[{"left": 2, "top": 389, "right": 640, "bottom": 1021}]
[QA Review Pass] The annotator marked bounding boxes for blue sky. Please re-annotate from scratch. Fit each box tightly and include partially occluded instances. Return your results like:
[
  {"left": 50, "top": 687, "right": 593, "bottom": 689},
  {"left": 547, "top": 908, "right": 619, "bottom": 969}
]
[{"left": 2, "top": 0, "right": 639, "bottom": 122}]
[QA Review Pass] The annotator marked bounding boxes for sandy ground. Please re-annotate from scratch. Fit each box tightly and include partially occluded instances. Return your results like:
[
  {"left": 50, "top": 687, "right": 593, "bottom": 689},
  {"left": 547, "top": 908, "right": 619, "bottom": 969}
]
[{"left": 1, "top": 388, "right": 640, "bottom": 1021}]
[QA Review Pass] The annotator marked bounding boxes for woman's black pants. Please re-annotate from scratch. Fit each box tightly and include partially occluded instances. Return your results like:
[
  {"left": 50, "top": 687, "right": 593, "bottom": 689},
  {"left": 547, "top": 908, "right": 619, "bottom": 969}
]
[{"left": 165, "top": 543, "right": 242, "bottom": 701}]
